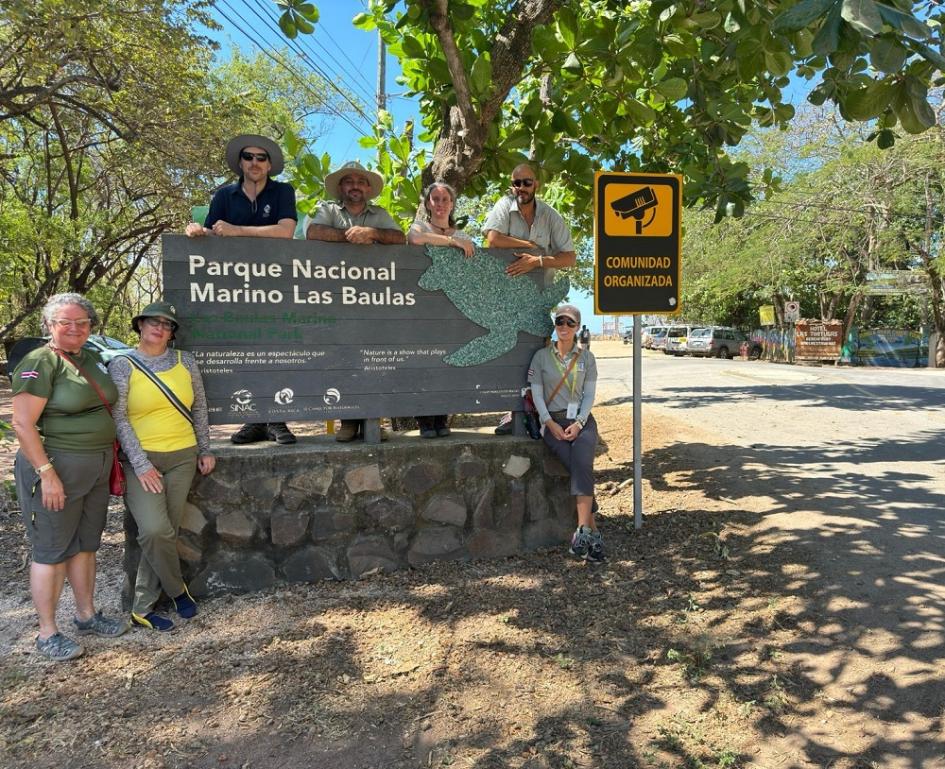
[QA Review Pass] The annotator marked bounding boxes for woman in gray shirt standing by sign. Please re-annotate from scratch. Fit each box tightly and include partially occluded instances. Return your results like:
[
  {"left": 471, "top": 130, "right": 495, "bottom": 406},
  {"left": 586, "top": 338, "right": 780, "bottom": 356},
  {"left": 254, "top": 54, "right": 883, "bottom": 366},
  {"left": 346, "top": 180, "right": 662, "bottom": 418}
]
[{"left": 528, "top": 304, "right": 603, "bottom": 562}]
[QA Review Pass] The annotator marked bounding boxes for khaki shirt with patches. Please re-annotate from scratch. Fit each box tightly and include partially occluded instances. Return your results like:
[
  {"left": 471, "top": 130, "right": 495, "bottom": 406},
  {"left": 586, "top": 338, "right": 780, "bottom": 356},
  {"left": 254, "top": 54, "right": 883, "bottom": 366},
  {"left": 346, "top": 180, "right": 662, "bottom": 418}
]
[{"left": 305, "top": 201, "right": 399, "bottom": 233}]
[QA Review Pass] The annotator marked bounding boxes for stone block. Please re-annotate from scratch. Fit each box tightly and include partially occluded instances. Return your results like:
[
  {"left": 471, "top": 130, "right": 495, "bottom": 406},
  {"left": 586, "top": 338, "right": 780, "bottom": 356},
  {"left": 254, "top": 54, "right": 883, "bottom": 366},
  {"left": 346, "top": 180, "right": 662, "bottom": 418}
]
[
  {"left": 407, "top": 526, "right": 466, "bottom": 567},
  {"left": 311, "top": 508, "right": 356, "bottom": 539},
  {"left": 467, "top": 528, "right": 521, "bottom": 560},
  {"left": 241, "top": 475, "right": 283, "bottom": 503},
  {"left": 345, "top": 463, "right": 384, "bottom": 494},
  {"left": 215, "top": 510, "right": 258, "bottom": 545},
  {"left": 271, "top": 509, "right": 310, "bottom": 547},
  {"left": 282, "top": 546, "right": 342, "bottom": 583},
  {"left": 363, "top": 496, "right": 414, "bottom": 531},
  {"left": 191, "top": 474, "right": 244, "bottom": 514},
  {"left": 455, "top": 453, "right": 487, "bottom": 481},
  {"left": 179, "top": 502, "right": 208, "bottom": 535},
  {"left": 503, "top": 455, "right": 531, "bottom": 478},
  {"left": 176, "top": 537, "right": 203, "bottom": 563},
  {"left": 523, "top": 519, "right": 572, "bottom": 551},
  {"left": 190, "top": 552, "right": 275, "bottom": 595},
  {"left": 283, "top": 467, "right": 334, "bottom": 510},
  {"left": 421, "top": 494, "right": 467, "bottom": 527},
  {"left": 472, "top": 481, "right": 495, "bottom": 529},
  {"left": 543, "top": 455, "right": 570, "bottom": 477},
  {"left": 495, "top": 480, "right": 526, "bottom": 532},
  {"left": 402, "top": 462, "right": 443, "bottom": 496},
  {"left": 347, "top": 535, "right": 402, "bottom": 578},
  {"left": 526, "top": 477, "right": 550, "bottom": 522}
]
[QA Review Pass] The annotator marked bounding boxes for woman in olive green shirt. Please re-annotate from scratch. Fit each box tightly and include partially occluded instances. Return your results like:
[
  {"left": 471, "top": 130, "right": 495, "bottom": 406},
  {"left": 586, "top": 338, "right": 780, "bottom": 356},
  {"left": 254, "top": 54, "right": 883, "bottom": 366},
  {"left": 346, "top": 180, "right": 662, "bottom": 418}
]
[{"left": 12, "top": 293, "right": 129, "bottom": 662}]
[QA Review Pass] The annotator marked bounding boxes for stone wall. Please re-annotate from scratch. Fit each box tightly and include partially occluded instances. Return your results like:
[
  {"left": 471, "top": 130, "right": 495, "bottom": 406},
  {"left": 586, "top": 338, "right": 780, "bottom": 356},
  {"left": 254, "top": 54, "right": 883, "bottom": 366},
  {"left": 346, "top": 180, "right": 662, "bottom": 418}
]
[{"left": 122, "top": 433, "right": 575, "bottom": 600}]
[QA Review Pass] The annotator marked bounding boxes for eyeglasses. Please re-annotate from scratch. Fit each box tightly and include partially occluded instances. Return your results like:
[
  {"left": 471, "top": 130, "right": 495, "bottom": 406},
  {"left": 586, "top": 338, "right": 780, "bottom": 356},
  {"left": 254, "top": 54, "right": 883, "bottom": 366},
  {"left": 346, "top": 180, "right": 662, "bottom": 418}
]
[
  {"left": 240, "top": 151, "right": 269, "bottom": 162},
  {"left": 143, "top": 317, "right": 175, "bottom": 331},
  {"left": 555, "top": 317, "right": 577, "bottom": 328},
  {"left": 512, "top": 179, "right": 535, "bottom": 188},
  {"left": 51, "top": 318, "right": 92, "bottom": 329}
]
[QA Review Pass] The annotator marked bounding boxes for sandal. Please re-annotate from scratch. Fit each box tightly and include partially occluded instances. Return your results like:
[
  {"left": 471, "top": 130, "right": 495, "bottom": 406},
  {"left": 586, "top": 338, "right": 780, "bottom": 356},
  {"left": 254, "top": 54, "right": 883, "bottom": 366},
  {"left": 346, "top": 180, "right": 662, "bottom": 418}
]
[{"left": 36, "top": 632, "right": 84, "bottom": 661}]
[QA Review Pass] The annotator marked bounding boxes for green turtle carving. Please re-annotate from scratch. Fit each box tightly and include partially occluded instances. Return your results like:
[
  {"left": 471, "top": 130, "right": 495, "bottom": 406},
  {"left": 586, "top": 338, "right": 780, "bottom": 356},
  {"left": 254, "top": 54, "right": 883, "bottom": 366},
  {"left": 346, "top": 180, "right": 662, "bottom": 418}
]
[{"left": 418, "top": 245, "right": 570, "bottom": 367}]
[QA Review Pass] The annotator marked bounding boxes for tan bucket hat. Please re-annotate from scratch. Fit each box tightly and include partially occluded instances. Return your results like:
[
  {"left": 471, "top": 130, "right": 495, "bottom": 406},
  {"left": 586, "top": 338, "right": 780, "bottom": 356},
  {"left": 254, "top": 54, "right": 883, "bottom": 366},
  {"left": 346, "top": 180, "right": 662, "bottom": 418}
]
[
  {"left": 225, "top": 134, "right": 285, "bottom": 176},
  {"left": 324, "top": 160, "right": 384, "bottom": 200}
]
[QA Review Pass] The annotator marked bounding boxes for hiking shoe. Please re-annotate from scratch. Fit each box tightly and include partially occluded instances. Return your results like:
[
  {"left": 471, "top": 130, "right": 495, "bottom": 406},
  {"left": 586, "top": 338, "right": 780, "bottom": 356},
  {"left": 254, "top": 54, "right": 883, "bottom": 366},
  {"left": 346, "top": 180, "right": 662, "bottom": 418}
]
[
  {"left": 74, "top": 611, "right": 129, "bottom": 637},
  {"left": 230, "top": 423, "right": 268, "bottom": 444},
  {"left": 132, "top": 612, "right": 175, "bottom": 632},
  {"left": 172, "top": 589, "right": 198, "bottom": 619},
  {"left": 569, "top": 525, "right": 592, "bottom": 559},
  {"left": 267, "top": 422, "right": 297, "bottom": 445},
  {"left": 335, "top": 420, "right": 360, "bottom": 442},
  {"left": 420, "top": 428, "right": 437, "bottom": 439},
  {"left": 36, "top": 632, "right": 84, "bottom": 661},
  {"left": 586, "top": 530, "right": 605, "bottom": 563}
]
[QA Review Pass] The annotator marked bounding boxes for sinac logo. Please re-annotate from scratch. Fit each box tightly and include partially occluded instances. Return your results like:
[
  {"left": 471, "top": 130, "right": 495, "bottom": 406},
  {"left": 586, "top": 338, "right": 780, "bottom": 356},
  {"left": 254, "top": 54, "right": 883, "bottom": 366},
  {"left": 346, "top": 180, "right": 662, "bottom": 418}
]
[
  {"left": 230, "top": 389, "right": 256, "bottom": 413},
  {"left": 274, "top": 388, "right": 294, "bottom": 405},
  {"left": 323, "top": 387, "right": 341, "bottom": 406}
]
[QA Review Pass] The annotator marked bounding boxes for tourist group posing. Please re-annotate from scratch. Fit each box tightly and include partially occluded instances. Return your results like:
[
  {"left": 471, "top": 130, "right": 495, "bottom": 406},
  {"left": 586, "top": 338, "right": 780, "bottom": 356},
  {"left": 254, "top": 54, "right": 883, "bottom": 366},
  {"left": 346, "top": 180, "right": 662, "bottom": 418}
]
[{"left": 10, "top": 133, "right": 602, "bottom": 662}]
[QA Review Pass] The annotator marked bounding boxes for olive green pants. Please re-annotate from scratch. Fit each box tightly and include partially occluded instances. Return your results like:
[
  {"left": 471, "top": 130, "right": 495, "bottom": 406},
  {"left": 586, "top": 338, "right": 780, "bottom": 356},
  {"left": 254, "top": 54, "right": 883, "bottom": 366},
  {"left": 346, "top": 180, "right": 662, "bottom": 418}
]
[{"left": 123, "top": 446, "right": 197, "bottom": 615}]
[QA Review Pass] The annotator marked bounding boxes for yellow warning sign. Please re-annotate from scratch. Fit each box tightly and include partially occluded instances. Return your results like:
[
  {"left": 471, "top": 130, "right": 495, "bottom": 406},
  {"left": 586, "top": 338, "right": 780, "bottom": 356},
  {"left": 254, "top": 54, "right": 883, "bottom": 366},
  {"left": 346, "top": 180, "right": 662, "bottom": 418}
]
[{"left": 603, "top": 182, "right": 676, "bottom": 237}]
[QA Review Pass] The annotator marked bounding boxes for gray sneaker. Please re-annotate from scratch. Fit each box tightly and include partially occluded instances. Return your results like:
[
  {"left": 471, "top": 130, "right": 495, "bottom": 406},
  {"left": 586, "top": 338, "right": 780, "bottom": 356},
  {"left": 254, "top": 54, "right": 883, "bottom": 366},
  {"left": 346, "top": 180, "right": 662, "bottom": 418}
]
[
  {"left": 74, "top": 611, "right": 130, "bottom": 637},
  {"left": 586, "top": 530, "right": 605, "bottom": 563},
  {"left": 36, "top": 632, "right": 84, "bottom": 661},
  {"left": 569, "top": 525, "right": 592, "bottom": 558}
]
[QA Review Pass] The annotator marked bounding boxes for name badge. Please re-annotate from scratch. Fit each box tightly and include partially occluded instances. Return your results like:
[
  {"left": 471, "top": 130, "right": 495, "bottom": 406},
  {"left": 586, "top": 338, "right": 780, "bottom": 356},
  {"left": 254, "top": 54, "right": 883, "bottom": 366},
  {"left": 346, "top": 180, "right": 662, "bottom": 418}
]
[{"left": 566, "top": 401, "right": 578, "bottom": 420}]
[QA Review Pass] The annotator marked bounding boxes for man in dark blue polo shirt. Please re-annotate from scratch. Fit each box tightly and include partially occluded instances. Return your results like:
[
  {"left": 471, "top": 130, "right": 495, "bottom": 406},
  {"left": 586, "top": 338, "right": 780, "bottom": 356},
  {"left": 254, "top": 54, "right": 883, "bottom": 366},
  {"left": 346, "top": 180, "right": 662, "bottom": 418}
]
[{"left": 186, "top": 134, "right": 298, "bottom": 445}]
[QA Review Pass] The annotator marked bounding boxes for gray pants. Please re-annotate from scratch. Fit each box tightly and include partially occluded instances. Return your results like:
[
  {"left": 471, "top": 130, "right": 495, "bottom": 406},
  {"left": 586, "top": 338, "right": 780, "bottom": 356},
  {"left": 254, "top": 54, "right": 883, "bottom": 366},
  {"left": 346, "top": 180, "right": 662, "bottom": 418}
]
[
  {"left": 124, "top": 446, "right": 197, "bottom": 615},
  {"left": 542, "top": 413, "right": 597, "bottom": 497}
]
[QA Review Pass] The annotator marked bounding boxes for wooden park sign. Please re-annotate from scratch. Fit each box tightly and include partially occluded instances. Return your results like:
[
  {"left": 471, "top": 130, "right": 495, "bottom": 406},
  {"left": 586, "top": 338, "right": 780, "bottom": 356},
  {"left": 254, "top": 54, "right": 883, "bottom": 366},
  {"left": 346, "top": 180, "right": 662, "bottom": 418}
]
[
  {"left": 162, "top": 235, "right": 568, "bottom": 424},
  {"left": 795, "top": 319, "right": 843, "bottom": 361}
]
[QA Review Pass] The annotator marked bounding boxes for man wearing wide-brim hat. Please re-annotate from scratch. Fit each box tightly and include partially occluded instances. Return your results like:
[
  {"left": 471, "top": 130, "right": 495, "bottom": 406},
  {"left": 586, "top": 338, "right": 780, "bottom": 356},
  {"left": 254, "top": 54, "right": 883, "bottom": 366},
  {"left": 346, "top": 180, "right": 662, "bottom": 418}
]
[
  {"left": 305, "top": 160, "right": 405, "bottom": 246},
  {"left": 185, "top": 133, "right": 297, "bottom": 240},
  {"left": 185, "top": 134, "right": 299, "bottom": 446}
]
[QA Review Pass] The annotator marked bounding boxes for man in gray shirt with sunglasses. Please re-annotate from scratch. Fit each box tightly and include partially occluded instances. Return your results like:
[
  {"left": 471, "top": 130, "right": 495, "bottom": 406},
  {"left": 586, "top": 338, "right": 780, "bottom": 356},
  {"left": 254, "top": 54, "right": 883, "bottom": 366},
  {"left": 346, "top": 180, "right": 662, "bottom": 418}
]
[{"left": 482, "top": 163, "right": 576, "bottom": 276}]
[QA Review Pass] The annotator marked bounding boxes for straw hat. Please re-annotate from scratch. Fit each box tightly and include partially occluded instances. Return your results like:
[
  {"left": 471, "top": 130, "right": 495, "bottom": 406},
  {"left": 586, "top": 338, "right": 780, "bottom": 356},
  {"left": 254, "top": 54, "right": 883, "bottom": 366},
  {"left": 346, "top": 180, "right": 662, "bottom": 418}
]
[{"left": 324, "top": 160, "right": 384, "bottom": 200}]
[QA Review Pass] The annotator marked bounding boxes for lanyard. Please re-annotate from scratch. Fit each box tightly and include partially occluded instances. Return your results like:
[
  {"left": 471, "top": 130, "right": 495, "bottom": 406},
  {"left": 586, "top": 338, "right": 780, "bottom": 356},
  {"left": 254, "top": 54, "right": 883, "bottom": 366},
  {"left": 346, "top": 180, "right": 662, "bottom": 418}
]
[{"left": 549, "top": 346, "right": 579, "bottom": 400}]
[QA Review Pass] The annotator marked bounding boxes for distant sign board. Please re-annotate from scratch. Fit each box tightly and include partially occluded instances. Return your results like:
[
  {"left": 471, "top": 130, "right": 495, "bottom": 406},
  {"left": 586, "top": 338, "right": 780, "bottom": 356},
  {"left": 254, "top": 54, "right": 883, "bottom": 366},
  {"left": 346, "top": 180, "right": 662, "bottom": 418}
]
[
  {"left": 593, "top": 171, "right": 682, "bottom": 315},
  {"left": 784, "top": 301, "right": 800, "bottom": 323},
  {"left": 759, "top": 305, "right": 776, "bottom": 326},
  {"left": 163, "top": 235, "right": 565, "bottom": 424},
  {"left": 795, "top": 319, "right": 843, "bottom": 360},
  {"left": 864, "top": 270, "right": 928, "bottom": 296}
]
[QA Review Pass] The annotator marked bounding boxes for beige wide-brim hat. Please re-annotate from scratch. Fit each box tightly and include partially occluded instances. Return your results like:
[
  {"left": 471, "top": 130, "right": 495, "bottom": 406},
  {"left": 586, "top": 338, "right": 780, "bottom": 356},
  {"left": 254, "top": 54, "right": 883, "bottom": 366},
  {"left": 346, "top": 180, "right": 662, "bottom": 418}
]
[
  {"left": 225, "top": 134, "right": 285, "bottom": 176},
  {"left": 324, "top": 160, "right": 384, "bottom": 200}
]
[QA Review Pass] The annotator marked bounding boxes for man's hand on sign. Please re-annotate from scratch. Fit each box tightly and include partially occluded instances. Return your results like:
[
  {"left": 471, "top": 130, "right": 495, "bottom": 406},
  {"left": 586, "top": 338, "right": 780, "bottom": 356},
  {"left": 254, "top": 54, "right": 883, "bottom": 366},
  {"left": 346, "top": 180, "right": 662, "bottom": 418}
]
[
  {"left": 211, "top": 220, "right": 242, "bottom": 237},
  {"left": 345, "top": 226, "right": 377, "bottom": 244},
  {"left": 506, "top": 252, "right": 543, "bottom": 276},
  {"left": 185, "top": 222, "right": 209, "bottom": 238}
]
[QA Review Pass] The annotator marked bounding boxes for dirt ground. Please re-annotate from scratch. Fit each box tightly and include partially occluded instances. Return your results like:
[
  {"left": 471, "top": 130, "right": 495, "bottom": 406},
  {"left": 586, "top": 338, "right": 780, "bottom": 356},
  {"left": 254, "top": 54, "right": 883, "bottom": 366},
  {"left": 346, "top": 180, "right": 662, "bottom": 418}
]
[{"left": 0, "top": 342, "right": 942, "bottom": 769}]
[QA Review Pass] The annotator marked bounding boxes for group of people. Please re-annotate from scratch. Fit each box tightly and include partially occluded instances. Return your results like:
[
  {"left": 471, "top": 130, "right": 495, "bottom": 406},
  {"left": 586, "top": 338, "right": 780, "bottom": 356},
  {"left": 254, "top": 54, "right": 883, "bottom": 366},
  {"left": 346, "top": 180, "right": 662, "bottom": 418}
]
[{"left": 11, "top": 133, "right": 604, "bottom": 661}]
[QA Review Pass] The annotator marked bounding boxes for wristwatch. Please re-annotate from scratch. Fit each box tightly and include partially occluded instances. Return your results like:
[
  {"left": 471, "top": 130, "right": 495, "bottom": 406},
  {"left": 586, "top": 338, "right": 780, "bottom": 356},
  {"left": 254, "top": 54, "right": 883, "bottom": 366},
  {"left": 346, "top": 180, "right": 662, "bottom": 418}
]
[{"left": 36, "top": 462, "right": 54, "bottom": 474}]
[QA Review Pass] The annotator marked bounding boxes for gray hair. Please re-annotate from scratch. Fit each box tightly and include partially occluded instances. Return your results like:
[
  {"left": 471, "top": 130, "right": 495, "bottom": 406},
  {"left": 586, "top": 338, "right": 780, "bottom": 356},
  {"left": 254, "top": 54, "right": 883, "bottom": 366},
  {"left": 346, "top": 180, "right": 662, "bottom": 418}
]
[
  {"left": 40, "top": 293, "right": 98, "bottom": 334},
  {"left": 421, "top": 181, "right": 459, "bottom": 227}
]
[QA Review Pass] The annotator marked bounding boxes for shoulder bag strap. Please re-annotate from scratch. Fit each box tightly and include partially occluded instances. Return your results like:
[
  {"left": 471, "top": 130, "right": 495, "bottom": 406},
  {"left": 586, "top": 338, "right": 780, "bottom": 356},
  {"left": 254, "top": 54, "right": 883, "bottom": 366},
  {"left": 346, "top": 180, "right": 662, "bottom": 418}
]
[
  {"left": 545, "top": 346, "right": 582, "bottom": 405},
  {"left": 53, "top": 348, "right": 113, "bottom": 415},
  {"left": 121, "top": 353, "right": 194, "bottom": 425}
]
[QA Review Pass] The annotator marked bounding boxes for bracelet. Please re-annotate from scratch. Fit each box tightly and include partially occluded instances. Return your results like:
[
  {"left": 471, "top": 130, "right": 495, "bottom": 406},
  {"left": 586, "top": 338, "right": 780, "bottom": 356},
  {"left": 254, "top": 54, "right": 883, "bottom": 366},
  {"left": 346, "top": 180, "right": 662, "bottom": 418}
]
[
  {"left": 36, "top": 462, "right": 54, "bottom": 474},
  {"left": 538, "top": 255, "right": 544, "bottom": 267}
]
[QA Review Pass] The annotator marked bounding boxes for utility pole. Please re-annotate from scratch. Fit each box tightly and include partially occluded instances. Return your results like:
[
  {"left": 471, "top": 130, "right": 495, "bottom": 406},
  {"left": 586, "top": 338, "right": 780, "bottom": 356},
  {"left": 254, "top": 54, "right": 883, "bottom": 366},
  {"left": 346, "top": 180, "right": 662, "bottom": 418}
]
[{"left": 376, "top": 30, "right": 386, "bottom": 117}]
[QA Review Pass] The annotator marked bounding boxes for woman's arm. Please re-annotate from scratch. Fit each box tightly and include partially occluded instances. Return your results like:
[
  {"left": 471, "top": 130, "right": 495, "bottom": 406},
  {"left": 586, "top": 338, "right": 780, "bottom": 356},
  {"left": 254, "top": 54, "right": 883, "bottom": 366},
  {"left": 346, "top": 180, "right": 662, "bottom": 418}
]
[
  {"left": 408, "top": 223, "right": 476, "bottom": 257},
  {"left": 11, "top": 393, "right": 65, "bottom": 511},
  {"left": 108, "top": 356, "right": 154, "bottom": 477},
  {"left": 181, "top": 352, "right": 215, "bottom": 475}
]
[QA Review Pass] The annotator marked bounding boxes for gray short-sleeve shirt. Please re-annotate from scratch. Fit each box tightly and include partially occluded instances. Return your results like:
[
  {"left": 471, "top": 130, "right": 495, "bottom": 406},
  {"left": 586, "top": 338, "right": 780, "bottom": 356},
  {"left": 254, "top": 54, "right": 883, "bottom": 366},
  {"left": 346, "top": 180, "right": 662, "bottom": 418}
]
[
  {"left": 482, "top": 196, "right": 574, "bottom": 254},
  {"left": 305, "top": 201, "right": 399, "bottom": 233}
]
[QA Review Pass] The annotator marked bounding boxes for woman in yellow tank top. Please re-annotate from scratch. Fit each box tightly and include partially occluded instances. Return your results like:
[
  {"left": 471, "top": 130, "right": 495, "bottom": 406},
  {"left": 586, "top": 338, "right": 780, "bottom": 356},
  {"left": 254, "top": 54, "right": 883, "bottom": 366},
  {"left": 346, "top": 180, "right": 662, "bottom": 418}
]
[{"left": 109, "top": 302, "right": 215, "bottom": 631}]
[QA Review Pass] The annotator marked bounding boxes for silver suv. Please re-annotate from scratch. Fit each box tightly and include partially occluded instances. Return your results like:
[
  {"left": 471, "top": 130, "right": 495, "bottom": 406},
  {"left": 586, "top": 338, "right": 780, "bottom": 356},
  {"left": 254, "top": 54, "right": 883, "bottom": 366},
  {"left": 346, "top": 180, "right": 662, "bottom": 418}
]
[
  {"left": 664, "top": 325, "right": 695, "bottom": 355},
  {"left": 687, "top": 326, "right": 746, "bottom": 359}
]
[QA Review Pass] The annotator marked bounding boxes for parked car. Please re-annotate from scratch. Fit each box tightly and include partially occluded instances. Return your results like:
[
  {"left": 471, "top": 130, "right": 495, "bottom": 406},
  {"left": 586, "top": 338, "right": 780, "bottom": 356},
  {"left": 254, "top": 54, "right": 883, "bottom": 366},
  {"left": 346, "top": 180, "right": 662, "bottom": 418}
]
[
  {"left": 687, "top": 326, "right": 748, "bottom": 359},
  {"left": 4, "top": 334, "right": 132, "bottom": 379},
  {"left": 646, "top": 327, "right": 669, "bottom": 350},
  {"left": 664, "top": 325, "right": 696, "bottom": 355},
  {"left": 740, "top": 339, "right": 764, "bottom": 360},
  {"left": 622, "top": 328, "right": 633, "bottom": 344}
]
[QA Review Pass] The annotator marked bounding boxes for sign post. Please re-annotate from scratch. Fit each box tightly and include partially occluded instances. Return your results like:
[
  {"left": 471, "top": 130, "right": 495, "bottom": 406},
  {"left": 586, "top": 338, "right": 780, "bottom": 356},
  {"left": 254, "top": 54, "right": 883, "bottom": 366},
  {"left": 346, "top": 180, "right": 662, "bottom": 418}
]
[{"left": 594, "top": 172, "right": 683, "bottom": 529}]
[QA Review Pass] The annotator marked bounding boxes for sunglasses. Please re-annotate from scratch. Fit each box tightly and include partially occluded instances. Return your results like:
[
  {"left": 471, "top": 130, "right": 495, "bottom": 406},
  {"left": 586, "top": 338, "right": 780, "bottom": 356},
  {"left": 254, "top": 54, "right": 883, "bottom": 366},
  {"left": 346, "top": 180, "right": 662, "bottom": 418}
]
[
  {"left": 240, "top": 151, "right": 269, "bottom": 162},
  {"left": 555, "top": 317, "right": 577, "bottom": 327},
  {"left": 143, "top": 317, "right": 175, "bottom": 331},
  {"left": 52, "top": 318, "right": 92, "bottom": 329},
  {"left": 512, "top": 179, "right": 535, "bottom": 188}
]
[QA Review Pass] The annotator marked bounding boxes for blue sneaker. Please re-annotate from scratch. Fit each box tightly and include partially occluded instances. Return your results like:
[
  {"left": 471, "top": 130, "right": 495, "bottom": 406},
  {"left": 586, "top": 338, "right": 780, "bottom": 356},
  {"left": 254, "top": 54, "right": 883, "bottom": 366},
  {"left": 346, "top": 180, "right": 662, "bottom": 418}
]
[
  {"left": 172, "top": 589, "right": 198, "bottom": 619},
  {"left": 586, "top": 530, "right": 605, "bottom": 563},
  {"left": 132, "top": 612, "right": 175, "bottom": 632},
  {"left": 569, "top": 526, "right": 592, "bottom": 558}
]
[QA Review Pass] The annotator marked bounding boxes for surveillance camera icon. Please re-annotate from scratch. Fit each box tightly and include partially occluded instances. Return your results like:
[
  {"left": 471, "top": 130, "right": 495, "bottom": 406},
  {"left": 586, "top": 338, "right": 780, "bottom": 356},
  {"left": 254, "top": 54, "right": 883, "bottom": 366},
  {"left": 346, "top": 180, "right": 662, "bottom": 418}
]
[{"left": 610, "top": 185, "right": 658, "bottom": 235}]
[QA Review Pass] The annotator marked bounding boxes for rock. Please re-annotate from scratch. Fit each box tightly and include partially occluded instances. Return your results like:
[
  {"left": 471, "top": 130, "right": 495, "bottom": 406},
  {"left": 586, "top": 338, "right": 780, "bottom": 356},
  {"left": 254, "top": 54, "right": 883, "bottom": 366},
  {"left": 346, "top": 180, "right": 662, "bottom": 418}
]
[
  {"left": 543, "top": 455, "right": 569, "bottom": 477},
  {"left": 526, "top": 478, "right": 550, "bottom": 522},
  {"left": 421, "top": 494, "right": 467, "bottom": 527},
  {"left": 345, "top": 464, "right": 384, "bottom": 494},
  {"left": 408, "top": 526, "right": 466, "bottom": 566},
  {"left": 495, "top": 480, "right": 525, "bottom": 531},
  {"left": 402, "top": 462, "right": 443, "bottom": 496},
  {"left": 215, "top": 510, "right": 258, "bottom": 545},
  {"left": 271, "top": 509, "right": 310, "bottom": 547},
  {"left": 190, "top": 552, "right": 275, "bottom": 595},
  {"left": 282, "top": 546, "right": 342, "bottom": 582},
  {"left": 179, "top": 502, "right": 208, "bottom": 535},
  {"left": 363, "top": 496, "right": 414, "bottom": 531},
  {"left": 311, "top": 508, "right": 356, "bottom": 539},
  {"left": 241, "top": 475, "right": 282, "bottom": 503},
  {"left": 503, "top": 454, "right": 531, "bottom": 478},
  {"left": 472, "top": 481, "right": 495, "bottom": 529},
  {"left": 523, "top": 519, "right": 572, "bottom": 551},
  {"left": 191, "top": 474, "right": 243, "bottom": 513},
  {"left": 467, "top": 528, "right": 521, "bottom": 559},
  {"left": 283, "top": 466, "right": 333, "bottom": 511},
  {"left": 347, "top": 535, "right": 402, "bottom": 578},
  {"left": 176, "top": 537, "right": 203, "bottom": 563},
  {"left": 455, "top": 453, "right": 487, "bottom": 480}
]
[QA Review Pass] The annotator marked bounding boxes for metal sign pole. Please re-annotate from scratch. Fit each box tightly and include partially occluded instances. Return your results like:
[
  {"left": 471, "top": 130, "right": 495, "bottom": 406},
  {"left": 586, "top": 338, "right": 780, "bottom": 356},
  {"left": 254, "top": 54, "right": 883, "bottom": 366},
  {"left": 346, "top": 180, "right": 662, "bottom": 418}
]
[{"left": 633, "top": 315, "right": 643, "bottom": 529}]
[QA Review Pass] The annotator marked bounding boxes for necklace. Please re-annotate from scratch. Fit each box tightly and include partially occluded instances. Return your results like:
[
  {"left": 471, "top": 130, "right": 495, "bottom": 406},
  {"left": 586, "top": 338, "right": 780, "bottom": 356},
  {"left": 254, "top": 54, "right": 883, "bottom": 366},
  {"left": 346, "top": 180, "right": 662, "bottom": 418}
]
[{"left": 430, "top": 222, "right": 450, "bottom": 234}]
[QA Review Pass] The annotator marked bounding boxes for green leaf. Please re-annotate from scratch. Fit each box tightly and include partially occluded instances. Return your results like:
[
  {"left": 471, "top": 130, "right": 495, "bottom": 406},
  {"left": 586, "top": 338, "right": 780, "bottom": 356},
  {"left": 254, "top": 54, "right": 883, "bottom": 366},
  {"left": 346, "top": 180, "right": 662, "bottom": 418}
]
[
  {"left": 812, "top": 3, "right": 843, "bottom": 56},
  {"left": 452, "top": 3, "right": 477, "bottom": 21},
  {"left": 295, "top": 16, "right": 314, "bottom": 35},
  {"left": 556, "top": 7, "right": 578, "bottom": 49},
  {"left": 869, "top": 37, "right": 907, "bottom": 73},
  {"left": 623, "top": 98, "right": 656, "bottom": 124},
  {"left": 691, "top": 11, "right": 722, "bottom": 30},
  {"left": 840, "top": 0, "right": 883, "bottom": 36},
  {"left": 842, "top": 79, "right": 896, "bottom": 120},
  {"left": 765, "top": 51, "right": 794, "bottom": 76},
  {"left": 297, "top": 3, "right": 318, "bottom": 22},
  {"left": 562, "top": 52, "right": 582, "bottom": 74},
  {"left": 278, "top": 13, "right": 297, "bottom": 39},
  {"left": 401, "top": 35, "right": 424, "bottom": 59},
  {"left": 876, "top": 128, "right": 895, "bottom": 149},
  {"left": 771, "top": 0, "right": 837, "bottom": 34},
  {"left": 794, "top": 29, "right": 814, "bottom": 57},
  {"left": 353, "top": 12, "right": 375, "bottom": 30},
  {"left": 659, "top": 4, "right": 677, "bottom": 23},
  {"left": 470, "top": 55, "right": 492, "bottom": 96},
  {"left": 894, "top": 77, "right": 935, "bottom": 133},
  {"left": 876, "top": 5, "right": 930, "bottom": 40},
  {"left": 655, "top": 77, "right": 689, "bottom": 101},
  {"left": 912, "top": 42, "right": 945, "bottom": 72}
]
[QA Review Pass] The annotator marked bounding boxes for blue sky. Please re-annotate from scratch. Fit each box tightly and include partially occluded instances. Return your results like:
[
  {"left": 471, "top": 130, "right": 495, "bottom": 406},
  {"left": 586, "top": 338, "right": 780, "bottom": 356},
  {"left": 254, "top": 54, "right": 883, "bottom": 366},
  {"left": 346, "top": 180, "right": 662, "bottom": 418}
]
[{"left": 206, "top": 1, "right": 623, "bottom": 332}]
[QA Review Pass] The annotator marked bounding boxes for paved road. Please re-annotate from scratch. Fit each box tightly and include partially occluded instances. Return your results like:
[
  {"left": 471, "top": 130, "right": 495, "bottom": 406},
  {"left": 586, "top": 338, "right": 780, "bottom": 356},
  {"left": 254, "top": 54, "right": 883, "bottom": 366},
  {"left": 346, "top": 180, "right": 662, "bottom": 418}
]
[{"left": 596, "top": 348, "right": 945, "bottom": 768}]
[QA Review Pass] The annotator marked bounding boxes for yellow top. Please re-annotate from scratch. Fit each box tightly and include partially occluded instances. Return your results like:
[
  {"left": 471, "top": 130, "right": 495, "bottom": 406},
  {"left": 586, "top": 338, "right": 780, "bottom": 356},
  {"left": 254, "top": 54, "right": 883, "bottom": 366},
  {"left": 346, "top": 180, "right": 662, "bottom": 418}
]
[{"left": 127, "top": 351, "right": 196, "bottom": 452}]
